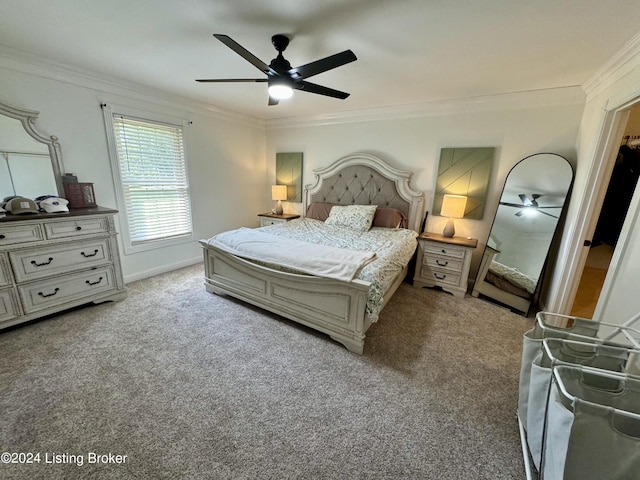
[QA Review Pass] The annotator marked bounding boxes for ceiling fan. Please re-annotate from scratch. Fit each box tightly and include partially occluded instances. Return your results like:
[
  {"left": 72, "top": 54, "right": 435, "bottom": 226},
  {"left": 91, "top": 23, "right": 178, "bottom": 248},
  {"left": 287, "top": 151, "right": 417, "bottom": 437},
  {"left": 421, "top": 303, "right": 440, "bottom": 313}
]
[
  {"left": 196, "top": 34, "right": 357, "bottom": 105},
  {"left": 500, "top": 194, "right": 562, "bottom": 218}
]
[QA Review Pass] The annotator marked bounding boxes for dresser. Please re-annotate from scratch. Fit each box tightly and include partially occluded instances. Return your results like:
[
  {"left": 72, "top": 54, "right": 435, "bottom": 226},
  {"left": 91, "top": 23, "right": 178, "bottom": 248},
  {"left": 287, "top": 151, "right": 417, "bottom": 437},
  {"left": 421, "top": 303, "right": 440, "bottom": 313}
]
[
  {"left": 0, "top": 207, "right": 126, "bottom": 329},
  {"left": 258, "top": 212, "right": 300, "bottom": 227},
  {"left": 413, "top": 232, "right": 477, "bottom": 298}
]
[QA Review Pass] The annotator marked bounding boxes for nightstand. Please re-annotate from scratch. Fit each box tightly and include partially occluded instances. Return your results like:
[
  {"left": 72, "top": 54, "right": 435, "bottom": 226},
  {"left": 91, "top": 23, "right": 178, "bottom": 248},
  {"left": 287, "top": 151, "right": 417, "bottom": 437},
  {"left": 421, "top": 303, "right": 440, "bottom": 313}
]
[
  {"left": 413, "top": 232, "right": 478, "bottom": 298},
  {"left": 258, "top": 213, "right": 300, "bottom": 227}
]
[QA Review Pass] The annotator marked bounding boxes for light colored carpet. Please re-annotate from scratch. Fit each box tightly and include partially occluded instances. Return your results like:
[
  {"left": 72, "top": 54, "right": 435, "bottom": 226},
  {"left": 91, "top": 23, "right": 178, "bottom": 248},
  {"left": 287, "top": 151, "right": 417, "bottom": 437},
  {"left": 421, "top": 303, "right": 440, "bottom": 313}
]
[{"left": 0, "top": 264, "right": 533, "bottom": 479}]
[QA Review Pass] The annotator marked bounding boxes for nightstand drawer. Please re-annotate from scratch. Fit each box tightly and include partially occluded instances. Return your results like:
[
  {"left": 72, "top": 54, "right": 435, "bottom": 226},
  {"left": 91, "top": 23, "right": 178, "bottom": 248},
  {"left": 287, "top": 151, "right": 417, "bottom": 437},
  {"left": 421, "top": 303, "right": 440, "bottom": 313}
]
[
  {"left": 423, "top": 255, "right": 463, "bottom": 273},
  {"left": 423, "top": 242, "right": 466, "bottom": 259},
  {"left": 419, "top": 266, "right": 461, "bottom": 287},
  {"left": 260, "top": 217, "right": 285, "bottom": 227}
]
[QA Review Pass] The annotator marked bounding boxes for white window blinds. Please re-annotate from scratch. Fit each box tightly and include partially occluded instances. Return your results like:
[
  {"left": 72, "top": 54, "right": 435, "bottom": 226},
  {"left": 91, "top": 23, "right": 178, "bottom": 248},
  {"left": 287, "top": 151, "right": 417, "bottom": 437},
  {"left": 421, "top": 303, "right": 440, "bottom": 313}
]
[{"left": 112, "top": 115, "right": 192, "bottom": 245}]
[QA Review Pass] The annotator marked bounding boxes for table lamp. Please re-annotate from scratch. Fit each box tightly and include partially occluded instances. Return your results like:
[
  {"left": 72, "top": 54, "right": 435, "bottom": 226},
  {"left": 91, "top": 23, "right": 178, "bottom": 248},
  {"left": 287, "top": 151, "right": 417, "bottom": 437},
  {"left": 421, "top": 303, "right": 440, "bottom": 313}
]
[
  {"left": 272, "top": 185, "right": 288, "bottom": 215},
  {"left": 440, "top": 194, "right": 467, "bottom": 237}
]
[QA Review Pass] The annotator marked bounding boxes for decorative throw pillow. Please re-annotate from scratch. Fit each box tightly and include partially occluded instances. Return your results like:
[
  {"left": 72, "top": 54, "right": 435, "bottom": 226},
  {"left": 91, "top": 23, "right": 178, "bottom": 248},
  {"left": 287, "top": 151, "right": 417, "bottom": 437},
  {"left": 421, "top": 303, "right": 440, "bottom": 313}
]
[
  {"left": 372, "top": 207, "right": 408, "bottom": 229},
  {"left": 305, "top": 202, "right": 335, "bottom": 221},
  {"left": 325, "top": 204, "right": 378, "bottom": 231}
]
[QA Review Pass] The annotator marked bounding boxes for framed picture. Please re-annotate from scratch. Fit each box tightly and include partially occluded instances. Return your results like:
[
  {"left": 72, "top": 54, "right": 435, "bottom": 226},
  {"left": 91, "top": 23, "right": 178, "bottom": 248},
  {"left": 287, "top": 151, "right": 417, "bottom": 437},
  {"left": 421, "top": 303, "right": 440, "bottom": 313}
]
[
  {"left": 276, "top": 152, "right": 303, "bottom": 202},
  {"left": 433, "top": 147, "right": 494, "bottom": 220}
]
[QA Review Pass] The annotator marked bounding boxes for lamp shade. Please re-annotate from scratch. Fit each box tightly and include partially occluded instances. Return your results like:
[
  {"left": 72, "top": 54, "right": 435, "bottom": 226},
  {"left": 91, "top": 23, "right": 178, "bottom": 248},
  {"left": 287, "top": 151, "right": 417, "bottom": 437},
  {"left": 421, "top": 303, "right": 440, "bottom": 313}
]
[
  {"left": 441, "top": 194, "right": 467, "bottom": 219},
  {"left": 271, "top": 185, "right": 288, "bottom": 201}
]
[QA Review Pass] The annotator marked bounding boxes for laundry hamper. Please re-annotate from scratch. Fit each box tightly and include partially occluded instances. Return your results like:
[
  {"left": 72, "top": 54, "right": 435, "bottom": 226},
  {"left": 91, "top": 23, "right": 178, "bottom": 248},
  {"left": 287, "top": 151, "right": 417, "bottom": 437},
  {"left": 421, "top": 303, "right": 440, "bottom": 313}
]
[
  {"left": 541, "top": 365, "right": 640, "bottom": 480},
  {"left": 525, "top": 338, "right": 640, "bottom": 470},
  {"left": 519, "top": 312, "right": 640, "bottom": 428},
  {"left": 517, "top": 311, "right": 640, "bottom": 477}
]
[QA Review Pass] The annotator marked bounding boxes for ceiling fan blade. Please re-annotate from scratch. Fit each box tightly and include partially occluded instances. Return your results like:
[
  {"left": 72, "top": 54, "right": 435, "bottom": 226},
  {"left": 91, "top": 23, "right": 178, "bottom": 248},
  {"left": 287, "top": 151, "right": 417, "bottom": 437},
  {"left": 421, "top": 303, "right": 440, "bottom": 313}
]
[
  {"left": 195, "top": 78, "right": 267, "bottom": 83},
  {"left": 213, "top": 34, "right": 275, "bottom": 75},
  {"left": 289, "top": 50, "right": 357, "bottom": 79},
  {"left": 500, "top": 202, "right": 526, "bottom": 208},
  {"left": 295, "top": 80, "right": 350, "bottom": 99},
  {"left": 268, "top": 96, "right": 279, "bottom": 106},
  {"left": 538, "top": 205, "right": 563, "bottom": 209},
  {"left": 538, "top": 210, "right": 559, "bottom": 219},
  {"left": 518, "top": 194, "right": 533, "bottom": 206}
]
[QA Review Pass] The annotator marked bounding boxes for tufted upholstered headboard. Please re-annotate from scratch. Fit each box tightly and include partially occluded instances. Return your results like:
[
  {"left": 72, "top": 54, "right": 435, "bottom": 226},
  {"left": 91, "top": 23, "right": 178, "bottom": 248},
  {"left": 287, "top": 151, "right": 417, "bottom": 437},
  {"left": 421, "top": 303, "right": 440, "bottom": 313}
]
[{"left": 304, "top": 153, "right": 424, "bottom": 231}]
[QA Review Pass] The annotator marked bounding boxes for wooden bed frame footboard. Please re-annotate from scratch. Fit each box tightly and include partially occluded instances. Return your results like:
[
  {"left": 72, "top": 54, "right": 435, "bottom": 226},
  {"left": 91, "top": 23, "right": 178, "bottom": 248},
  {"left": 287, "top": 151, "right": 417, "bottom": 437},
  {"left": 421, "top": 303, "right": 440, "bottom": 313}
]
[{"left": 202, "top": 243, "right": 377, "bottom": 354}]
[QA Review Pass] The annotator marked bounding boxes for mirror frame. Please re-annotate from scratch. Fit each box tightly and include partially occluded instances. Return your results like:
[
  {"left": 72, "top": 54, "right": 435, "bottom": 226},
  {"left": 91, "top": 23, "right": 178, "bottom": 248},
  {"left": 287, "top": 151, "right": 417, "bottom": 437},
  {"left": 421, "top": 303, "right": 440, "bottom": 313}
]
[
  {"left": 0, "top": 100, "right": 65, "bottom": 198},
  {"left": 472, "top": 152, "right": 574, "bottom": 315}
]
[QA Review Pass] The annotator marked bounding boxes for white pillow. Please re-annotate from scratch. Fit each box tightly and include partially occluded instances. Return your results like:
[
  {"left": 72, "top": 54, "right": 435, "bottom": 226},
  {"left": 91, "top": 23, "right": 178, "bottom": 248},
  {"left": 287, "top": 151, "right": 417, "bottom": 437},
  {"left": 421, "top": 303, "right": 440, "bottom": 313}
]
[{"left": 324, "top": 205, "right": 378, "bottom": 232}]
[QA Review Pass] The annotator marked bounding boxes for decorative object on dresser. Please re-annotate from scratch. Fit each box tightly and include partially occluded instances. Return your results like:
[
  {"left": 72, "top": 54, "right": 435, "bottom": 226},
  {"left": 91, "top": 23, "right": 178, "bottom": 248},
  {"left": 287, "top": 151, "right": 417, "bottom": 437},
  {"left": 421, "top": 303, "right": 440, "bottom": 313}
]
[
  {"left": 271, "top": 185, "right": 287, "bottom": 215},
  {"left": 257, "top": 212, "right": 300, "bottom": 227},
  {"left": 471, "top": 153, "right": 573, "bottom": 315},
  {"left": 413, "top": 232, "right": 478, "bottom": 298},
  {"left": 63, "top": 177, "right": 97, "bottom": 208},
  {"left": 0, "top": 98, "right": 126, "bottom": 329}
]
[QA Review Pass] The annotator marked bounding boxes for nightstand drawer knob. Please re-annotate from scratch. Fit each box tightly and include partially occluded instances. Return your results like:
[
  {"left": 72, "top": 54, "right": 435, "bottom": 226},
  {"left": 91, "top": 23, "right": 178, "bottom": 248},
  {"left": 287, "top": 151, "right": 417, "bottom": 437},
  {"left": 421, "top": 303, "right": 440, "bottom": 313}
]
[{"left": 436, "top": 260, "right": 448, "bottom": 267}]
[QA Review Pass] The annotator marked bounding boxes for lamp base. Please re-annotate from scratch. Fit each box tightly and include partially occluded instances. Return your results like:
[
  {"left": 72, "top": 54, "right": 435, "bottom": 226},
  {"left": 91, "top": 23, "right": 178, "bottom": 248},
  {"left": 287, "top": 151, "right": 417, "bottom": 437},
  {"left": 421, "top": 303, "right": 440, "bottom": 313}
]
[
  {"left": 443, "top": 218, "right": 455, "bottom": 238},
  {"left": 275, "top": 200, "right": 283, "bottom": 215}
]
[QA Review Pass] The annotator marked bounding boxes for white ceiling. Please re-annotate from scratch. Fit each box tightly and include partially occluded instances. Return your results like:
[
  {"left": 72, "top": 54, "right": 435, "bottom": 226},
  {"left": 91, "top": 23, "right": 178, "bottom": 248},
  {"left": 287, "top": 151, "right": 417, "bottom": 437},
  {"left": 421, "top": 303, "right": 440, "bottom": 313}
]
[{"left": 2, "top": 0, "right": 640, "bottom": 120}]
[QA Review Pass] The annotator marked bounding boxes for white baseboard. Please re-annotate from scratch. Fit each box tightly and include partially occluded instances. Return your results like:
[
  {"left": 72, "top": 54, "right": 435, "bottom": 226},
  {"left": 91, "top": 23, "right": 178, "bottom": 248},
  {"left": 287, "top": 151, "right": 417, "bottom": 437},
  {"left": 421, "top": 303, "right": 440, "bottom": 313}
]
[{"left": 123, "top": 257, "right": 202, "bottom": 284}]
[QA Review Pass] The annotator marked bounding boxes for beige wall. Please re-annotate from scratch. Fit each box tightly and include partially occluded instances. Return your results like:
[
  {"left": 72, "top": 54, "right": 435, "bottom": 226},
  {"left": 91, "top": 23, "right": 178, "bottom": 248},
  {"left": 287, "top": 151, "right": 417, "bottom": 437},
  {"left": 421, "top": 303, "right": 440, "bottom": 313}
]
[
  {"left": 266, "top": 90, "right": 584, "bottom": 281},
  {"left": 0, "top": 61, "right": 267, "bottom": 282}
]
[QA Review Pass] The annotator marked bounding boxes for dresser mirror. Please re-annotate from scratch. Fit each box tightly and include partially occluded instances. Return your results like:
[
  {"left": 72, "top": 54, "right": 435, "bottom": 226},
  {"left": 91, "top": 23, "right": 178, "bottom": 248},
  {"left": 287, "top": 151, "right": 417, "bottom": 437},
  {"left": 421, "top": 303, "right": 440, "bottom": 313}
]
[
  {"left": 472, "top": 153, "right": 574, "bottom": 314},
  {"left": 0, "top": 100, "right": 64, "bottom": 201}
]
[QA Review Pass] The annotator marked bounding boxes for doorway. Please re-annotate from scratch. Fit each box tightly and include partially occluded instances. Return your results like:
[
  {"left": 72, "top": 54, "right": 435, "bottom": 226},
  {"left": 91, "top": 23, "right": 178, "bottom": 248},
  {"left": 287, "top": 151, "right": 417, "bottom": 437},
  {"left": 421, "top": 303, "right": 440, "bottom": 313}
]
[{"left": 570, "top": 104, "right": 640, "bottom": 317}]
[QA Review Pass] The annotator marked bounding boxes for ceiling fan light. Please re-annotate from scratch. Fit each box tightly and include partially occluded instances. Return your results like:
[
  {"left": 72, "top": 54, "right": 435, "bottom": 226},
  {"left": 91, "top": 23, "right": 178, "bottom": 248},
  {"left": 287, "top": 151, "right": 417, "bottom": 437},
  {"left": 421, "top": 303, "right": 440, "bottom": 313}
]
[{"left": 268, "top": 84, "right": 293, "bottom": 99}]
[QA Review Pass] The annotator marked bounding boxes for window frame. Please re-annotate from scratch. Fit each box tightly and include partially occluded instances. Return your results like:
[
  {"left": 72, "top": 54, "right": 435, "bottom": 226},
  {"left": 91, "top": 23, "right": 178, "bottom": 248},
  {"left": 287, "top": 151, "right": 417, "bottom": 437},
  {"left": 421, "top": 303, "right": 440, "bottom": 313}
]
[{"left": 102, "top": 103, "right": 194, "bottom": 254}]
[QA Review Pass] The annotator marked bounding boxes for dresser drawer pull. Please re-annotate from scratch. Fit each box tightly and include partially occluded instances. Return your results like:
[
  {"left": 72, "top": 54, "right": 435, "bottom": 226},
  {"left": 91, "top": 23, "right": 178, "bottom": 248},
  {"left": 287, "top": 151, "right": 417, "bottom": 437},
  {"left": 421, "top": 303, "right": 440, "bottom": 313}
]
[
  {"left": 0, "top": 234, "right": 5, "bottom": 239},
  {"left": 76, "top": 226, "right": 82, "bottom": 231},
  {"left": 81, "top": 249, "right": 99, "bottom": 258},
  {"left": 38, "top": 288, "right": 60, "bottom": 298},
  {"left": 31, "top": 257, "right": 54, "bottom": 267},
  {"left": 434, "top": 273, "right": 447, "bottom": 280},
  {"left": 86, "top": 277, "right": 103, "bottom": 286},
  {"left": 436, "top": 260, "right": 449, "bottom": 267}
]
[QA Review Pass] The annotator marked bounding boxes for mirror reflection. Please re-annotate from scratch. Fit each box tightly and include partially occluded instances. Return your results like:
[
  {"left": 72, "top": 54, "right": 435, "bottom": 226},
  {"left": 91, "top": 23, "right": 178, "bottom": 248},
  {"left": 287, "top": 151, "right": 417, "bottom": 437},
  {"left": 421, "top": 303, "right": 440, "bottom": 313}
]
[
  {"left": 472, "top": 153, "right": 574, "bottom": 314},
  {"left": 0, "top": 101, "right": 64, "bottom": 202}
]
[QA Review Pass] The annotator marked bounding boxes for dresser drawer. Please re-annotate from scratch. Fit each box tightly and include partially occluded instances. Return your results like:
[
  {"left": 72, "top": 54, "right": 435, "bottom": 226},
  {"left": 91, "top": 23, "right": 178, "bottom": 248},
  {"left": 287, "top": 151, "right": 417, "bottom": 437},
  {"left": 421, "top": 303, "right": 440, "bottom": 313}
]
[
  {"left": 18, "top": 266, "right": 116, "bottom": 314},
  {"left": 419, "top": 265, "right": 461, "bottom": 287},
  {"left": 0, "top": 254, "right": 10, "bottom": 287},
  {"left": 0, "top": 223, "right": 45, "bottom": 246},
  {"left": 423, "top": 241, "right": 466, "bottom": 259},
  {"left": 0, "top": 288, "right": 21, "bottom": 323},
  {"left": 44, "top": 216, "right": 110, "bottom": 239},
  {"left": 9, "top": 239, "right": 112, "bottom": 283},
  {"left": 423, "top": 254, "right": 463, "bottom": 273}
]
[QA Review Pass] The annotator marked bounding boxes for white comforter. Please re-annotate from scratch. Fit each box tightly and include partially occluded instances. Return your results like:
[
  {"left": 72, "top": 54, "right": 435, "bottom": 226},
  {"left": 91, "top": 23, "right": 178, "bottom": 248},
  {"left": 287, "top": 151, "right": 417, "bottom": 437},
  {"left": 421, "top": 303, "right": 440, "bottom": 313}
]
[
  {"left": 210, "top": 218, "right": 418, "bottom": 321},
  {"left": 207, "top": 227, "right": 377, "bottom": 282}
]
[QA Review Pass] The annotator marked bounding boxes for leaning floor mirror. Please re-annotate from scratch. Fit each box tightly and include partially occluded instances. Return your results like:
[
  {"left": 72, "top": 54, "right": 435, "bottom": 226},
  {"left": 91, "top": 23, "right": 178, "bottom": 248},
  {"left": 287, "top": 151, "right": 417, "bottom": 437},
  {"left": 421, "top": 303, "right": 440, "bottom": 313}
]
[{"left": 471, "top": 153, "right": 574, "bottom": 315}]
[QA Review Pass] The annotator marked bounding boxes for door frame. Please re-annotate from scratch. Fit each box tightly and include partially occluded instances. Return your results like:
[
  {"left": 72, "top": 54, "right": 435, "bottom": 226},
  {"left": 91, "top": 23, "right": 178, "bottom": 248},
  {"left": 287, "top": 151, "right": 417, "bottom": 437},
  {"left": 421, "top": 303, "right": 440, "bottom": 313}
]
[{"left": 554, "top": 98, "right": 639, "bottom": 315}]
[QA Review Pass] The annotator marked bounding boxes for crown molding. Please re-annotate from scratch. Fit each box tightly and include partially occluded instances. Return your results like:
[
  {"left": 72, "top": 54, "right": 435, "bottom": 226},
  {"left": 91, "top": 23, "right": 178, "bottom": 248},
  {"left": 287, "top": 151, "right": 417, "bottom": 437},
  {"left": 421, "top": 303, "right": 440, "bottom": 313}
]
[
  {"left": 582, "top": 31, "right": 640, "bottom": 100},
  {"left": 0, "top": 46, "right": 264, "bottom": 129},
  {"left": 265, "top": 86, "right": 585, "bottom": 130}
]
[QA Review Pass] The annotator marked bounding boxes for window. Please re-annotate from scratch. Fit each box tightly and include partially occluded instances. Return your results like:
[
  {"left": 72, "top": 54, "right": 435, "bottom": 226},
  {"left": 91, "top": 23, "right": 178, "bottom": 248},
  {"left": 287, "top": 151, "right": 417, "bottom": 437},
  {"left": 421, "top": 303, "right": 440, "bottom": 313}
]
[{"left": 106, "top": 110, "right": 192, "bottom": 252}]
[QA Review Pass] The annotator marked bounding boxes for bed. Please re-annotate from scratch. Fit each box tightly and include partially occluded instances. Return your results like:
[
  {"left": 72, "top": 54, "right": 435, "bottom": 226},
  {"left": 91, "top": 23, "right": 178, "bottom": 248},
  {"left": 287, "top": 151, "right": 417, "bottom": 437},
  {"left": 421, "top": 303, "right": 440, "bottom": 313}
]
[
  {"left": 200, "top": 152, "right": 423, "bottom": 354},
  {"left": 471, "top": 245, "right": 535, "bottom": 314}
]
